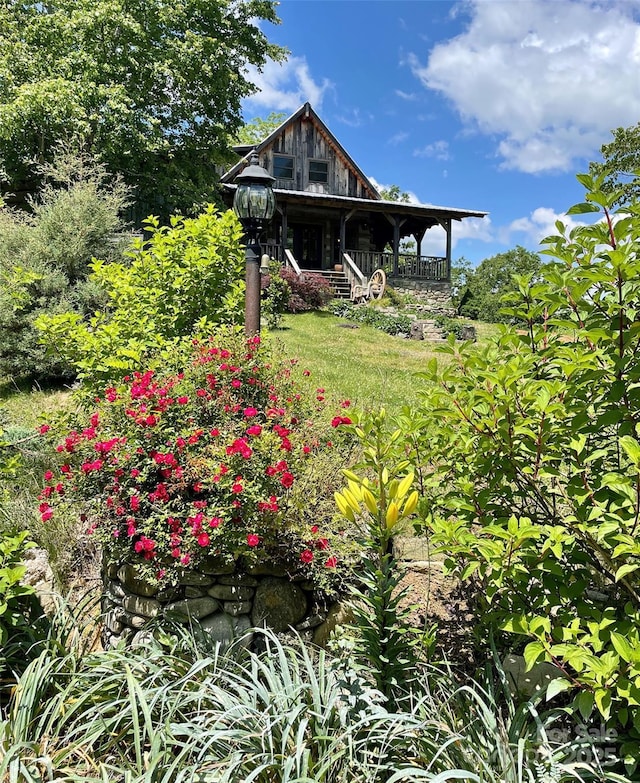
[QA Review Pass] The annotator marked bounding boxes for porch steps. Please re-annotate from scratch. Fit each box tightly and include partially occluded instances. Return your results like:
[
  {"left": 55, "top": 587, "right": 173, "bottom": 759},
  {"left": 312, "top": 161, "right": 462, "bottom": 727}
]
[{"left": 300, "top": 268, "right": 351, "bottom": 300}]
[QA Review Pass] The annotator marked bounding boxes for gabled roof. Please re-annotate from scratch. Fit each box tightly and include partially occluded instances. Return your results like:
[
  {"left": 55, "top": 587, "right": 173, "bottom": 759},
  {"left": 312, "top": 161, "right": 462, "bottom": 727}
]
[{"left": 221, "top": 102, "right": 380, "bottom": 200}]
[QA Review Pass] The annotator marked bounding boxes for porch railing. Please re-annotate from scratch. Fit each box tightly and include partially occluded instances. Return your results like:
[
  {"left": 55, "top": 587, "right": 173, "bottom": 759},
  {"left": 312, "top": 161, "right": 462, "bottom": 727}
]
[
  {"left": 342, "top": 253, "right": 367, "bottom": 301},
  {"left": 262, "top": 242, "right": 283, "bottom": 262},
  {"left": 284, "top": 249, "right": 302, "bottom": 276},
  {"left": 345, "top": 250, "right": 449, "bottom": 281},
  {"left": 261, "top": 244, "right": 449, "bottom": 282}
]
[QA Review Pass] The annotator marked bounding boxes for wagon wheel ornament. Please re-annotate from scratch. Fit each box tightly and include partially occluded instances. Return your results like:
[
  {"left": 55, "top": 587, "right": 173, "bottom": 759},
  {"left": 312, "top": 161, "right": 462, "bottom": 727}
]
[{"left": 367, "top": 268, "right": 387, "bottom": 300}]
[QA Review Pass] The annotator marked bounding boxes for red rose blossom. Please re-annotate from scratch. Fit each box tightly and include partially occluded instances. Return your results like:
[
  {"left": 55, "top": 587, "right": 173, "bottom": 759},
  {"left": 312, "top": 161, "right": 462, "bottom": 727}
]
[{"left": 280, "top": 471, "right": 295, "bottom": 488}]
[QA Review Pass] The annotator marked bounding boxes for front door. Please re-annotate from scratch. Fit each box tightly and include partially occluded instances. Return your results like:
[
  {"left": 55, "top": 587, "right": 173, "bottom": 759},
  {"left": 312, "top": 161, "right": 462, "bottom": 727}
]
[{"left": 291, "top": 225, "right": 323, "bottom": 269}]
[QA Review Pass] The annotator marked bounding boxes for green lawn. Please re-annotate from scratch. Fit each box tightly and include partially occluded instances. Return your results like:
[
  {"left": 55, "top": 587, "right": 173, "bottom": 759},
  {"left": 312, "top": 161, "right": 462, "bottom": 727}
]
[
  {"left": 270, "top": 311, "right": 452, "bottom": 415},
  {"left": 0, "top": 311, "right": 496, "bottom": 425}
]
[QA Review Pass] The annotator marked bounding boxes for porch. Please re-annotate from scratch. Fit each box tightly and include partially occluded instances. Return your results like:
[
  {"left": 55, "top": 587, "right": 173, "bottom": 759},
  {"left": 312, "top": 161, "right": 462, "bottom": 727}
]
[
  {"left": 262, "top": 243, "right": 449, "bottom": 303},
  {"left": 222, "top": 182, "right": 486, "bottom": 297},
  {"left": 263, "top": 244, "right": 448, "bottom": 280}
]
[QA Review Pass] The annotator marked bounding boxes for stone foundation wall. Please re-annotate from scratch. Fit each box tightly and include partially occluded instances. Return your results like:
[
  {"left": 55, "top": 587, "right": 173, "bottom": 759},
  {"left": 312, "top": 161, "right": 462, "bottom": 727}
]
[
  {"left": 102, "top": 560, "right": 338, "bottom": 649},
  {"left": 388, "top": 278, "right": 455, "bottom": 315}
]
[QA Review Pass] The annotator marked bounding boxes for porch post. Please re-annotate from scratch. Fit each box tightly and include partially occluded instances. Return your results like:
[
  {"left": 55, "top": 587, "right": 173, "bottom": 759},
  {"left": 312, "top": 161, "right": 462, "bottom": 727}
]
[
  {"left": 280, "top": 204, "right": 288, "bottom": 262},
  {"left": 339, "top": 210, "right": 346, "bottom": 263},
  {"left": 445, "top": 218, "right": 452, "bottom": 283},
  {"left": 415, "top": 227, "right": 426, "bottom": 277},
  {"left": 415, "top": 228, "right": 427, "bottom": 260},
  {"left": 393, "top": 216, "right": 400, "bottom": 276}
]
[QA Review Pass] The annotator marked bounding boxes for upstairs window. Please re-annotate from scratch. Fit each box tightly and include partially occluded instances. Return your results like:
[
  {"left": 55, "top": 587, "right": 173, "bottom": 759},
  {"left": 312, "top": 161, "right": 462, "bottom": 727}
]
[
  {"left": 273, "top": 155, "right": 294, "bottom": 180},
  {"left": 308, "top": 160, "right": 328, "bottom": 183}
]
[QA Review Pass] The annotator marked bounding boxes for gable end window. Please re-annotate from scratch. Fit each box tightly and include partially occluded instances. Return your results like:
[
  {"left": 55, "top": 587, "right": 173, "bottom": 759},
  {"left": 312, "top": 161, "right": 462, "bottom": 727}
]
[
  {"left": 273, "top": 155, "right": 294, "bottom": 180},
  {"left": 308, "top": 160, "right": 328, "bottom": 183}
]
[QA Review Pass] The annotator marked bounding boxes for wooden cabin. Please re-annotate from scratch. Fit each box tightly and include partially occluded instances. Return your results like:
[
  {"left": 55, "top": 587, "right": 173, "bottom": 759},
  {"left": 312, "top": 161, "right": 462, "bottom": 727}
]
[{"left": 220, "top": 103, "right": 486, "bottom": 300}]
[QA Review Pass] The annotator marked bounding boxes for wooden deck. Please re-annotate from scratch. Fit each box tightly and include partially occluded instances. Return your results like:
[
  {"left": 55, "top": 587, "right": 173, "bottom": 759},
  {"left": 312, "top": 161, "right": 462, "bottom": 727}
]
[
  {"left": 262, "top": 244, "right": 448, "bottom": 282},
  {"left": 347, "top": 250, "right": 449, "bottom": 282}
]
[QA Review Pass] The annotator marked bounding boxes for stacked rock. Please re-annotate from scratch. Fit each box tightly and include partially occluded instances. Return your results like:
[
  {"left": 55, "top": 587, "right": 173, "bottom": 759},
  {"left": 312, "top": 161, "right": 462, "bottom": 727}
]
[
  {"left": 102, "top": 558, "right": 337, "bottom": 649},
  {"left": 387, "top": 278, "right": 455, "bottom": 315}
]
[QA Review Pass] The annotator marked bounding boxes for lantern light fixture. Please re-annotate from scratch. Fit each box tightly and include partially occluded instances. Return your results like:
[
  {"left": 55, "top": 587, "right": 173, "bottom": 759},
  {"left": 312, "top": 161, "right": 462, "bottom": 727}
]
[
  {"left": 232, "top": 151, "right": 277, "bottom": 335},
  {"left": 233, "top": 151, "right": 276, "bottom": 244}
]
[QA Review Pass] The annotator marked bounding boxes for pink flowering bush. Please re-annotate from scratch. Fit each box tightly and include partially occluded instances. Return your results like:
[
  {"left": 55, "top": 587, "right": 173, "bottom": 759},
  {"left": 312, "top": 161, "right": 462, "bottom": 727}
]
[
  {"left": 279, "top": 268, "right": 334, "bottom": 313},
  {"left": 39, "top": 330, "right": 359, "bottom": 595}
]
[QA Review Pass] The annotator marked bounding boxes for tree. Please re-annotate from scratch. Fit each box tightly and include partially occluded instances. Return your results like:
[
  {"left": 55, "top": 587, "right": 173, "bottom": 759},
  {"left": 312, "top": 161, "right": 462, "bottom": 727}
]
[
  {"left": 236, "top": 112, "right": 288, "bottom": 146},
  {"left": 0, "top": 0, "right": 285, "bottom": 220},
  {"left": 458, "top": 246, "right": 541, "bottom": 322},
  {"left": 0, "top": 151, "right": 130, "bottom": 381},
  {"left": 589, "top": 121, "right": 640, "bottom": 205},
  {"left": 449, "top": 257, "right": 474, "bottom": 312},
  {"left": 379, "top": 184, "right": 411, "bottom": 203},
  {"left": 379, "top": 185, "right": 415, "bottom": 254}
]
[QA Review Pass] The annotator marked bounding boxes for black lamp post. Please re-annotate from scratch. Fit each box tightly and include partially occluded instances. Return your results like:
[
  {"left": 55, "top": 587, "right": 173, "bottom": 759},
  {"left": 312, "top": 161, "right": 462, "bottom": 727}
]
[{"left": 233, "top": 151, "right": 276, "bottom": 335}]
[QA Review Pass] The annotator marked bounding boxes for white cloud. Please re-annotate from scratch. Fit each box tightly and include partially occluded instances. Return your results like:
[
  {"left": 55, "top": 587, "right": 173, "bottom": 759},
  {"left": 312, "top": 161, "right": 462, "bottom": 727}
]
[
  {"left": 504, "top": 206, "right": 589, "bottom": 245},
  {"left": 388, "top": 131, "right": 409, "bottom": 146},
  {"left": 408, "top": 0, "right": 640, "bottom": 173},
  {"left": 334, "top": 107, "right": 374, "bottom": 128},
  {"left": 244, "top": 56, "right": 332, "bottom": 112},
  {"left": 395, "top": 89, "right": 418, "bottom": 101},
  {"left": 422, "top": 215, "right": 494, "bottom": 256},
  {"left": 367, "top": 176, "right": 493, "bottom": 253},
  {"left": 454, "top": 215, "right": 494, "bottom": 244},
  {"left": 414, "top": 140, "right": 450, "bottom": 160}
]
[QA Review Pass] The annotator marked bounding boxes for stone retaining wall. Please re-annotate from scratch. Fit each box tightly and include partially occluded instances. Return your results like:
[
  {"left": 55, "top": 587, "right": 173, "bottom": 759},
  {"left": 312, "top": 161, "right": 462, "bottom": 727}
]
[
  {"left": 102, "top": 560, "right": 338, "bottom": 649},
  {"left": 388, "top": 278, "right": 455, "bottom": 315}
]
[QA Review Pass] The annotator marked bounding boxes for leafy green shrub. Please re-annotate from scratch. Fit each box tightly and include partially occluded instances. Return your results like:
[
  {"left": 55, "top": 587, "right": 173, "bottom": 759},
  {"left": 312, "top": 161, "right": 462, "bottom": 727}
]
[
  {"left": 280, "top": 268, "right": 334, "bottom": 312},
  {"left": 260, "top": 260, "right": 291, "bottom": 328},
  {"left": 0, "top": 529, "right": 46, "bottom": 691},
  {"left": 37, "top": 207, "right": 245, "bottom": 393},
  {"left": 397, "top": 174, "right": 640, "bottom": 759},
  {"left": 368, "top": 285, "right": 409, "bottom": 310},
  {"left": 327, "top": 301, "right": 413, "bottom": 335},
  {"left": 434, "top": 314, "right": 469, "bottom": 339},
  {"left": 41, "top": 330, "right": 359, "bottom": 595},
  {"left": 0, "top": 152, "right": 130, "bottom": 380}
]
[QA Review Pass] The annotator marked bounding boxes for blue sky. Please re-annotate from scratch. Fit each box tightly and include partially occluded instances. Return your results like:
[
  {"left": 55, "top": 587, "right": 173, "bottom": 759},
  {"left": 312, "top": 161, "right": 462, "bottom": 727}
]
[{"left": 242, "top": 0, "right": 640, "bottom": 266}]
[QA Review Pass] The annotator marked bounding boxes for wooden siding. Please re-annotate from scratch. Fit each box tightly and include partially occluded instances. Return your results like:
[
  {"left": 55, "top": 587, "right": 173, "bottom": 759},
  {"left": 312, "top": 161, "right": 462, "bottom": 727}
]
[{"left": 261, "top": 118, "right": 373, "bottom": 199}]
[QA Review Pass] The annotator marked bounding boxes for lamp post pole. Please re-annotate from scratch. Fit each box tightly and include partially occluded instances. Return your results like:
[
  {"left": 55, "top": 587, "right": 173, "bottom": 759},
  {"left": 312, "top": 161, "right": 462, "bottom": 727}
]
[
  {"left": 244, "top": 239, "right": 262, "bottom": 336},
  {"left": 232, "top": 151, "right": 276, "bottom": 337}
]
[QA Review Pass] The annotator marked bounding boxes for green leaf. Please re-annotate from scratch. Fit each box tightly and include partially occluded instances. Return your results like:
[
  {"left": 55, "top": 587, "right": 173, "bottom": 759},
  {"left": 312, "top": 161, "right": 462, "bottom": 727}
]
[
  {"left": 545, "top": 677, "right": 572, "bottom": 701},
  {"left": 620, "top": 435, "right": 640, "bottom": 465},
  {"left": 575, "top": 173, "right": 594, "bottom": 189},
  {"left": 615, "top": 563, "right": 639, "bottom": 582},
  {"left": 594, "top": 687, "right": 612, "bottom": 719},
  {"left": 523, "top": 641, "right": 546, "bottom": 670},
  {"left": 566, "top": 202, "right": 601, "bottom": 215},
  {"left": 500, "top": 615, "right": 529, "bottom": 635},
  {"left": 610, "top": 631, "right": 635, "bottom": 663},
  {"left": 575, "top": 690, "right": 594, "bottom": 720}
]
